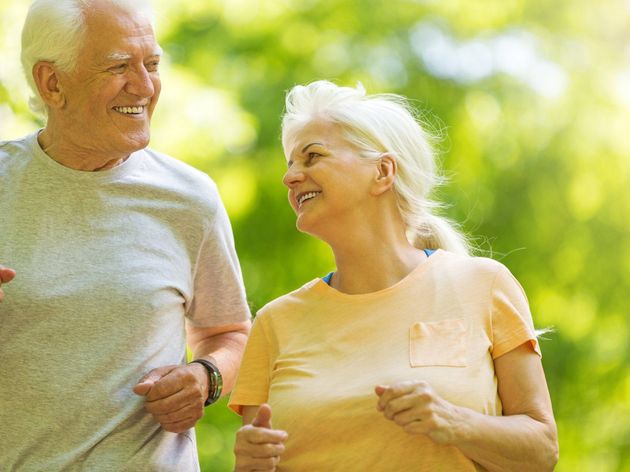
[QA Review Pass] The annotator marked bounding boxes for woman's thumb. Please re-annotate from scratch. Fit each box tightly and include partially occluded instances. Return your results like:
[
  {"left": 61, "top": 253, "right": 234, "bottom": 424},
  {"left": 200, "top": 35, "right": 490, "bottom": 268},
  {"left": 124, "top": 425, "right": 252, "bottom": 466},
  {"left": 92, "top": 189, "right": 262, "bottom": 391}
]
[{"left": 252, "top": 403, "right": 273, "bottom": 428}]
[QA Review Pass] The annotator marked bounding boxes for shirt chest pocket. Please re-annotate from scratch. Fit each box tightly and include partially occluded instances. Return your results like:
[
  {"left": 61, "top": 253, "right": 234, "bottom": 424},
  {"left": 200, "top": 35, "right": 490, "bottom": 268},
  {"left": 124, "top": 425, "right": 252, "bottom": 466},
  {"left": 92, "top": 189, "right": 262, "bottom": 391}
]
[{"left": 409, "top": 318, "right": 468, "bottom": 367}]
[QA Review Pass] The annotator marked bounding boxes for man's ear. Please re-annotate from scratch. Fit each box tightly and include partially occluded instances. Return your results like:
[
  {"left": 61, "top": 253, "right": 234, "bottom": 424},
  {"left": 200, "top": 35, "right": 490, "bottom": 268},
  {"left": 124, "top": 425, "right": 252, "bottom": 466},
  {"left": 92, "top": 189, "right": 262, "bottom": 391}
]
[
  {"left": 32, "top": 61, "right": 65, "bottom": 109},
  {"left": 371, "top": 153, "right": 397, "bottom": 196}
]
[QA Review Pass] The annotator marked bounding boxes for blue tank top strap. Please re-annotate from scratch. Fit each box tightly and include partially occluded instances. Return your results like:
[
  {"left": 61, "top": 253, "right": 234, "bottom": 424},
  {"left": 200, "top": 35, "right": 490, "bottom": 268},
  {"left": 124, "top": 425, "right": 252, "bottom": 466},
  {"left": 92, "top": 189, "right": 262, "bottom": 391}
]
[{"left": 321, "top": 250, "right": 435, "bottom": 285}]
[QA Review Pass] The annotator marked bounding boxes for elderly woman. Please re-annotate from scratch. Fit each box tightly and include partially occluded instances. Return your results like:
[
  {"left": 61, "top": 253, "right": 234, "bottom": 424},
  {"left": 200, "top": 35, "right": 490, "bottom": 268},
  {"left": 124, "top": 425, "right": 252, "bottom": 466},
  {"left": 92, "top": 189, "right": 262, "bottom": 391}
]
[{"left": 229, "top": 81, "right": 558, "bottom": 471}]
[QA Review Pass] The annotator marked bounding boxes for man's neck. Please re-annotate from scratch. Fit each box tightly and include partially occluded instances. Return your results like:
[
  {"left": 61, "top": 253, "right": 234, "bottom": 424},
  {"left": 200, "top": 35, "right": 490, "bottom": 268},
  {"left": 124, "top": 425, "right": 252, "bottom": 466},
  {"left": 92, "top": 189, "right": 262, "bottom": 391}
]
[{"left": 37, "top": 128, "right": 128, "bottom": 171}]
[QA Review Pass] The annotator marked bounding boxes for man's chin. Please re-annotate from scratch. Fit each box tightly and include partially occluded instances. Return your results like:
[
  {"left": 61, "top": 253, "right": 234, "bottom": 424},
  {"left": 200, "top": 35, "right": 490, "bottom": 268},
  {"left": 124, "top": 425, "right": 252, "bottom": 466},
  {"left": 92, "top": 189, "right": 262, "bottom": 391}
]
[{"left": 122, "top": 131, "right": 151, "bottom": 152}]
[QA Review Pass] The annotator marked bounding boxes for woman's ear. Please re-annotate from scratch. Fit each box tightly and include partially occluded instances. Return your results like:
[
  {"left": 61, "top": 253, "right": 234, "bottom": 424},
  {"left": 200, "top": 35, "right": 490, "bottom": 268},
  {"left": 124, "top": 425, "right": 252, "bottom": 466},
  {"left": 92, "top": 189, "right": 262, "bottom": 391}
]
[
  {"left": 371, "top": 153, "right": 397, "bottom": 196},
  {"left": 32, "top": 61, "right": 65, "bottom": 109}
]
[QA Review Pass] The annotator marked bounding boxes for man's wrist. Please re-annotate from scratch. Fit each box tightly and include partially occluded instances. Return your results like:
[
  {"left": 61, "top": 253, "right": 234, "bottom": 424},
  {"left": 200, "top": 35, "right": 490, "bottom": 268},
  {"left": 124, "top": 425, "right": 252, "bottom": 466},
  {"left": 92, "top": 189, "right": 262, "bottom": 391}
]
[{"left": 189, "top": 359, "right": 223, "bottom": 406}]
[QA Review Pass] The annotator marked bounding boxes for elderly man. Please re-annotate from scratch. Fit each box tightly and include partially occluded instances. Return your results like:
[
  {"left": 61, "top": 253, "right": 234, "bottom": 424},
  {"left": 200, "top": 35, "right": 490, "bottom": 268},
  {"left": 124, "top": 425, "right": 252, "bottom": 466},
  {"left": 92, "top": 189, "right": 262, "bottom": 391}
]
[{"left": 0, "top": 0, "right": 251, "bottom": 470}]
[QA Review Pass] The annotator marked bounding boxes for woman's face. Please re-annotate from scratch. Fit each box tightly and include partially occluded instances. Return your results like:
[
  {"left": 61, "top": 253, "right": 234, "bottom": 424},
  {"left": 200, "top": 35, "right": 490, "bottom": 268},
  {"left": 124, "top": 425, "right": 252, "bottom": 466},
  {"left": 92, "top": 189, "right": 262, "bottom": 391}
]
[{"left": 282, "top": 119, "right": 377, "bottom": 236}]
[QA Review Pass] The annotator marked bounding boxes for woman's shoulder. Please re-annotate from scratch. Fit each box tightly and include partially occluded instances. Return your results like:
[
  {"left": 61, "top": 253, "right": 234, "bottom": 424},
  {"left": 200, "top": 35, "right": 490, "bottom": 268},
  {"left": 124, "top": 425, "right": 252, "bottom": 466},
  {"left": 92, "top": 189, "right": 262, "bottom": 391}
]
[
  {"left": 436, "top": 249, "right": 509, "bottom": 277},
  {"left": 255, "top": 277, "right": 323, "bottom": 320}
]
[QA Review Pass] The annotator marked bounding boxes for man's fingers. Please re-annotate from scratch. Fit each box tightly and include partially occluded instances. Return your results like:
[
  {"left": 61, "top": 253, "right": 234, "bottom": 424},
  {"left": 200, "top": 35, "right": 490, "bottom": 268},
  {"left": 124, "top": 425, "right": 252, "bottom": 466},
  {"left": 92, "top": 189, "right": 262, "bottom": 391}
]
[
  {"left": 0, "top": 267, "right": 16, "bottom": 303},
  {"left": 146, "top": 389, "right": 203, "bottom": 419},
  {"left": 252, "top": 403, "right": 273, "bottom": 428},
  {"left": 133, "top": 365, "right": 178, "bottom": 397},
  {"left": 146, "top": 364, "right": 210, "bottom": 402},
  {"left": 150, "top": 398, "right": 191, "bottom": 418},
  {"left": 133, "top": 382, "right": 153, "bottom": 396},
  {"left": 133, "top": 372, "right": 164, "bottom": 396},
  {"left": 0, "top": 267, "right": 16, "bottom": 284},
  {"left": 160, "top": 416, "right": 198, "bottom": 433}
]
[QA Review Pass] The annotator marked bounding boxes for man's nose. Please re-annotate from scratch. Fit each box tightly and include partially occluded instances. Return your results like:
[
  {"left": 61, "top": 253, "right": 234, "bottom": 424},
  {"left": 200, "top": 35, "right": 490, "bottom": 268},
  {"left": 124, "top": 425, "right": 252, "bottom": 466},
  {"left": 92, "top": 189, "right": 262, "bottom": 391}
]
[{"left": 126, "top": 66, "right": 155, "bottom": 97}]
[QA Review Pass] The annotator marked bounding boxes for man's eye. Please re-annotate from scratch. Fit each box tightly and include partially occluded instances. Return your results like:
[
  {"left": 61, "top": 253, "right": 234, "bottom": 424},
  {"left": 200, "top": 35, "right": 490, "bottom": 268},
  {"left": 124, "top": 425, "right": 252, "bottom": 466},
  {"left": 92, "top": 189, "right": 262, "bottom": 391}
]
[
  {"left": 307, "top": 152, "right": 320, "bottom": 161},
  {"left": 146, "top": 61, "right": 160, "bottom": 72},
  {"left": 110, "top": 64, "right": 127, "bottom": 73}
]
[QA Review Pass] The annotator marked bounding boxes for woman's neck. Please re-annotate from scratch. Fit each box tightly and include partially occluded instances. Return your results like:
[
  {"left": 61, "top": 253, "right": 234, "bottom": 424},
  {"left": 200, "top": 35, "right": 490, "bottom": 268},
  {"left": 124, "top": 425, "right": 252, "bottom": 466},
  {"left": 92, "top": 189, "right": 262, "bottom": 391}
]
[{"left": 327, "top": 227, "right": 427, "bottom": 295}]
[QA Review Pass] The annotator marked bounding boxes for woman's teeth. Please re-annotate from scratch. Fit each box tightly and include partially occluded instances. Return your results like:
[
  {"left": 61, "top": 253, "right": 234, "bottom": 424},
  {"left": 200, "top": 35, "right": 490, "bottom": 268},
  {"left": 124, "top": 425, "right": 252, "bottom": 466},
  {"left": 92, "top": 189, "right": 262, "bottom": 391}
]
[{"left": 298, "top": 191, "right": 320, "bottom": 207}]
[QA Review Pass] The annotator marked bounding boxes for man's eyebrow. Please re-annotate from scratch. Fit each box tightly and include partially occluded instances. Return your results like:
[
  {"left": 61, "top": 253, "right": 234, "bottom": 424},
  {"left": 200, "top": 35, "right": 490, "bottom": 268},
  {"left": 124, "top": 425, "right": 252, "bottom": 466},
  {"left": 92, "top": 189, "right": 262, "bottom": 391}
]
[
  {"left": 107, "top": 52, "right": 132, "bottom": 62},
  {"left": 106, "top": 47, "right": 163, "bottom": 62}
]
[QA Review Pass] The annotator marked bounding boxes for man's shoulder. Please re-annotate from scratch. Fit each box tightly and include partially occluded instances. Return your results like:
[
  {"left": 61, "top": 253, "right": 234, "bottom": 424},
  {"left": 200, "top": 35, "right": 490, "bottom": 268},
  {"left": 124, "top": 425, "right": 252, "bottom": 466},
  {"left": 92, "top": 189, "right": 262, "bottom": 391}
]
[
  {"left": 143, "top": 148, "right": 210, "bottom": 179},
  {"left": 141, "top": 147, "right": 218, "bottom": 192},
  {"left": 0, "top": 133, "right": 36, "bottom": 171},
  {"left": 0, "top": 134, "right": 34, "bottom": 156},
  {"left": 139, "top": 147, "right": 222, "bottom": 214}
]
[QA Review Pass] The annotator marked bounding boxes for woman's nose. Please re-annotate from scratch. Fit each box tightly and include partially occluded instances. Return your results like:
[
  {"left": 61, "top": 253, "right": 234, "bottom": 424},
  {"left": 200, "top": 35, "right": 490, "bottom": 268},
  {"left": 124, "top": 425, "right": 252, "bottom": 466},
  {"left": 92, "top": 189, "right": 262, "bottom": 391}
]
[{"left": 282, "top": 166, "right": 305, "bottom": 188}]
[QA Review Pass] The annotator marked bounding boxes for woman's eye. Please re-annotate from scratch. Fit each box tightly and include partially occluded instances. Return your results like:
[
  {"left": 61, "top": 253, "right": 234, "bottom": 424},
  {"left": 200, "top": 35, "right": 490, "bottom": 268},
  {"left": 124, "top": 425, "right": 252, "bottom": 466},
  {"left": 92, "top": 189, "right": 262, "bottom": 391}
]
[{"left": 307, "top": 152, "right": 320, "bottom": 161}]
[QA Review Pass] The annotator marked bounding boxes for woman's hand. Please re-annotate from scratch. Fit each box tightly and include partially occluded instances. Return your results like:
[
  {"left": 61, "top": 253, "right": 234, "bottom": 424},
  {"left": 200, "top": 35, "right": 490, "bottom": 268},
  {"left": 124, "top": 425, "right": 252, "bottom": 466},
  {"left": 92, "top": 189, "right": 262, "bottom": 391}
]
[
  {"left": 234, "top": 404, "right": 288, "bottom": 471},
  {"left": 375, "top": 380, "right": 462, "bottom": 445}
]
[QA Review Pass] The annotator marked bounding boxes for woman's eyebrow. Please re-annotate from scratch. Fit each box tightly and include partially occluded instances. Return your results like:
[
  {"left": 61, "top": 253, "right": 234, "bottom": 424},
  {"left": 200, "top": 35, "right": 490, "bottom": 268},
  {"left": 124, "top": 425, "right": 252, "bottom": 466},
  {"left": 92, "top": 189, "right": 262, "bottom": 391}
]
[{"left": 302, "top": 142, "right": 323, "bottom": 153}]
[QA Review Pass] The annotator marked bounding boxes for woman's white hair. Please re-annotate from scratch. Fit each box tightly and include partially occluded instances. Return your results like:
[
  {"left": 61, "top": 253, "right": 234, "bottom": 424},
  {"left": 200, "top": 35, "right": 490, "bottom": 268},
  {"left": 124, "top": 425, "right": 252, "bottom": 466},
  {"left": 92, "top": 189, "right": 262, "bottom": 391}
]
[
  {"left": 282, "top": 80, "right": 469, "bottom": 255},
  {"left": 20, "top": 0, "right": 155, "bottom": 118}
]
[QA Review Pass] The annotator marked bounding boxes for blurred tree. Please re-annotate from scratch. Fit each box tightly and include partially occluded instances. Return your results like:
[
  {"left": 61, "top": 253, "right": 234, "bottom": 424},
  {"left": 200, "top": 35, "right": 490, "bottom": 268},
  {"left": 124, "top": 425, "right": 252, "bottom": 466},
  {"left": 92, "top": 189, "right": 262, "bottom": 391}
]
[{"left": 1, "top": 0, "right": 629, "bottom": 470}]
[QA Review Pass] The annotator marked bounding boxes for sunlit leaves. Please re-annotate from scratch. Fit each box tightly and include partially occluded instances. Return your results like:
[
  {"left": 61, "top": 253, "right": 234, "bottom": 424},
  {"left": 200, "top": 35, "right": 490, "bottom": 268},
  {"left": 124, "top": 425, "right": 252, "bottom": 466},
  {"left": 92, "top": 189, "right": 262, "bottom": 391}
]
[{"left": 1, "top": 0, "right": 629, "bottom": 470}]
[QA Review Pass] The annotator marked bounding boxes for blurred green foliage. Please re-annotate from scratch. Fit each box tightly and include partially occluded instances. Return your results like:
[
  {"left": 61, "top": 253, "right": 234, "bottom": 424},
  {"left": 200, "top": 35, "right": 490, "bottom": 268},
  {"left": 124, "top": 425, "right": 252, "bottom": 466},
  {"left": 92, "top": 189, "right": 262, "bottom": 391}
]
[{"left": 2, "top": 0, "right": 629, "bottom": 470}]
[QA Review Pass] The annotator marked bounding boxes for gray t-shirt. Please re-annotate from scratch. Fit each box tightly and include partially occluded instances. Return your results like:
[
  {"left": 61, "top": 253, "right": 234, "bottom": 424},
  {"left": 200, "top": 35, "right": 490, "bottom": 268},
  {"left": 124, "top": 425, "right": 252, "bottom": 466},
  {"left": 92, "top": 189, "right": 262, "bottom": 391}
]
[{"left": 0, "top": 132, "right": 251, "bottom": 471}]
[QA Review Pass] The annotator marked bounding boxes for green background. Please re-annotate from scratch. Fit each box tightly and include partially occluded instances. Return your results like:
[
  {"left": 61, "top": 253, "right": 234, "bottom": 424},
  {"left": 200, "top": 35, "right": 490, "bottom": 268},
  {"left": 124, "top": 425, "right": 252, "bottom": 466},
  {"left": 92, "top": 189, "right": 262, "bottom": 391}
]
[{"left": 1, "top": 0, "right": 629, "bottom": 470}]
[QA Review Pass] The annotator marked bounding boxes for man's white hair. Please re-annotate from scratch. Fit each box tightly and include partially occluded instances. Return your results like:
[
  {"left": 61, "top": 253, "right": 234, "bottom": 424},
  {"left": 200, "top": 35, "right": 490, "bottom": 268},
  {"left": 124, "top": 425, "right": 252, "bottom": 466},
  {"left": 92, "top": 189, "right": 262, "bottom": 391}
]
[{"left": 20, "top": 0, "right": 155, "bottom": 118}]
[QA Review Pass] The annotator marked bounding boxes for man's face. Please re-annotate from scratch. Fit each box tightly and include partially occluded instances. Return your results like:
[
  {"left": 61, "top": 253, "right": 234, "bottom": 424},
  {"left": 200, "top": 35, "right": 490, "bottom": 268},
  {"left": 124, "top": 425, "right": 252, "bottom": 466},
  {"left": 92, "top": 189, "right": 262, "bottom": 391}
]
[{"left": 54, "top": 4, "right": 162, "bottom": 158}]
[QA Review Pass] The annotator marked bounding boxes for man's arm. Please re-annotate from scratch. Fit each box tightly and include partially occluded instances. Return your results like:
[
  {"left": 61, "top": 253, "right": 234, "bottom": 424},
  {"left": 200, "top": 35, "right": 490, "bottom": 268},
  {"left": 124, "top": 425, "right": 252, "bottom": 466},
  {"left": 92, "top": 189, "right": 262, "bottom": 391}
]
[
  {"left": 0, "top": 266, "right": 16, "bottom": 303},
  {"left": 186, "top": 320, "right": 251, "bottom": 395},
  {"left": 133, "top": 320, "right": 251, "bottom": 433}
]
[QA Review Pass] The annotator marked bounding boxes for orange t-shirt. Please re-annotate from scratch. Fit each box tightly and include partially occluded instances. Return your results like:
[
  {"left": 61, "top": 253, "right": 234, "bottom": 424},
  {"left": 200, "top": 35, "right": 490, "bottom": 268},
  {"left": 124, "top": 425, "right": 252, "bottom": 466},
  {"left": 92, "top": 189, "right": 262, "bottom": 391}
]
[{"left": 230, "top": 250, "right": 541, "bottom": 471}]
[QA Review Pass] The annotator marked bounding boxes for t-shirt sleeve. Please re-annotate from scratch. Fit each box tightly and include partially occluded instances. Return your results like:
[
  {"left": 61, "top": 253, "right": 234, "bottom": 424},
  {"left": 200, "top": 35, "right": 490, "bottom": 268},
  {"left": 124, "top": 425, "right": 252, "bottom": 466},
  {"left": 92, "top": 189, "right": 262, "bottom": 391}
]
[
  {"left": 185, "top": 189, "right": 251, "bottom": 326},
  {"left": 229, "top": 313, "right": 274, "bottom": 415},
  {"left": 490, "top": 264, "right": 541, "bottom": 359}
]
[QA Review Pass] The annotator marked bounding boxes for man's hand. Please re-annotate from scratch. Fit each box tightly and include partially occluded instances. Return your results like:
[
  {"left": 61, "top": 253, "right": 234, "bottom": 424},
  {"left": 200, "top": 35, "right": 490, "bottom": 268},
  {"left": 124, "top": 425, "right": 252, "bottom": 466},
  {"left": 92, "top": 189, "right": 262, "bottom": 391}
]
[
  {"left": 234, "top": 404, "right": 288, "bottom": 472},
  {"left": 133, "top": 363, "right": 209, "bottom": 433},
  {"left": 0, "top": 266, "right": 16, "bottom": 303}
]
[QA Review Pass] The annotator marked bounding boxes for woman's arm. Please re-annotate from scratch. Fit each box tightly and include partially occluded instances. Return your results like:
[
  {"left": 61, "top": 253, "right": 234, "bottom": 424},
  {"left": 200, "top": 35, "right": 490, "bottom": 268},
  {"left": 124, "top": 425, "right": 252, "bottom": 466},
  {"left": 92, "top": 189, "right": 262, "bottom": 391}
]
[
  {"left": 449, "top": 343, "right": 558, "bottom": 471},
  {"left": 376, "top": 342, "right": 558, "bottom": 472}
]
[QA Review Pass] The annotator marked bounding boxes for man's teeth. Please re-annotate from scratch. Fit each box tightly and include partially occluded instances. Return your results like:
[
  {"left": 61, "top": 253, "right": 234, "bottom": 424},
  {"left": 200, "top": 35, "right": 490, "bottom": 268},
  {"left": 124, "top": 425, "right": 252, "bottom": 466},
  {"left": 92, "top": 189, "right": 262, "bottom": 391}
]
[
  {"left": 114, "top": 106, "right": 144, "bottom": 114},
  {"left": 298, "top": 191, "right": 320, "bottom": 206}
]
